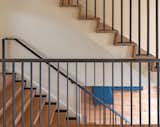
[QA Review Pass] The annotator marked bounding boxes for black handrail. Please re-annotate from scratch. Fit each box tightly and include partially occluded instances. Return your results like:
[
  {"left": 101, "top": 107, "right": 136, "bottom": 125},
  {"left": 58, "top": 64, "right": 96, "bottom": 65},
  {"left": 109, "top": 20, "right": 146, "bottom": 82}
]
[
  {"left": 3, "top": 38, "right": 76, "bottom": 84},
  {"left": 2, "top": 37, "right": 131, "bottom": 124}
]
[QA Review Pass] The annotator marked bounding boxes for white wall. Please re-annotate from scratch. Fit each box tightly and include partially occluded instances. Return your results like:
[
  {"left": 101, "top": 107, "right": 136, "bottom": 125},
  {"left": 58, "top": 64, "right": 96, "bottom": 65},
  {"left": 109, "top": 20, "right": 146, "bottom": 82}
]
[{"left": 0, "top": 0, "right": 132, "bottom": 59}]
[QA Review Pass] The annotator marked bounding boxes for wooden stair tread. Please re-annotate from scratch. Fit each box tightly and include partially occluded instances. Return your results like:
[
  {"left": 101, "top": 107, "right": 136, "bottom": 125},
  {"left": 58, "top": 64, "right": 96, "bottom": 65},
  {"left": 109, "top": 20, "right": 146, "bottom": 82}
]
[
  {"left": 96, "top": 23, "right": 117, "bottom": 33},
  {"left": 17, "top": 96, "right": 46, "bottom": 127},
  {"left": 79, "top": 15, "right": 100, "bottom": 21},
  {"left": 0, "top": 75, "right": 12, "bottom": 93},
  {"left": 59, "top": 0, "right": 77, "bottom": 7},
  {"left": 0, "top": 82, "right": 22, "bottom": 117},
  {"left": 135, "top": 54, "right": 155, "bottom": 59},
  {"left": 0, "top": 88, "right": 36, "bottom": 127},
  {"left": 114, "top": 33, "right": 133, "bottom": 45},
  {"left": 52, "top": 111, "right": 67, "bottom": 127},
  {"left": 35, "top": 103, "right": 56, "bottom": 127}
]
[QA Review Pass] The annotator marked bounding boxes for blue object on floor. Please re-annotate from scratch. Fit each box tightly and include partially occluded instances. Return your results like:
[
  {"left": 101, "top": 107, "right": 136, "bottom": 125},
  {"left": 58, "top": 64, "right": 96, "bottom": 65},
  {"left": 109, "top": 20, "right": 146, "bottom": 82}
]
[
  {"left": 92, "top": 86, "right": 143, "bottom": 105},
  {"left": 111, "top": 86, "right": 143, "bottom": 91},
  {"left": 92, "top": 87, "right": 113, "bottom": 105}
]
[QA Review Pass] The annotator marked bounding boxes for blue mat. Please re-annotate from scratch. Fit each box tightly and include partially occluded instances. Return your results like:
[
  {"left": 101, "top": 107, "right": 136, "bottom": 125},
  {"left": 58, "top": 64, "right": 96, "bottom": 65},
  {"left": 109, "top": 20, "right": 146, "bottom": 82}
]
[
  {"left": 92, "top": 87, "right": 113, "bottom": 105},
  {"left": 92, "top": 86, "right": 143, "bottom": 105}
]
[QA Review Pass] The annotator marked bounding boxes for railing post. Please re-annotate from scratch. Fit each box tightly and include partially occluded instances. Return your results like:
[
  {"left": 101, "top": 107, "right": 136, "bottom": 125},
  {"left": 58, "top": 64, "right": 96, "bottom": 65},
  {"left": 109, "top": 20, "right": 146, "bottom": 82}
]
[
  {"left": 112, "top": 62, "right": 115, "bottom": 125},
  {"left": 138, "top": 0, "right": 141, "bottom": 55},
  {"left": 86, "top": 0, "right": 88, "bottom": 19},
  {"left": 147, "top": 0, "right": 150, "bottom": 55},
  {"left": 148, "top": 63, "right": 151, "bottom": 126},
  {"left": 12, "top": 62, "right": 15, "bottom": 127},
  {"left": 103, "top": 0, "right": 106, "bottom": 30},
  {"left": 121, "top": 62, "right": 124, "bottom": 126},
  {"left": 30, "top": 62, "right": 33, "bottom": 127},
  {"left": 21, "top": 62, "right": 25, "bottom": 127},
  {"left": 121, "top": 0, "right": 123, "bottom": 43},
  {"left": 48, "top": 64, "right": 51, "bottom": 127},
  {"left": 157, "top": 62, "right": 160, "bottom": 126},
  {"left": 2, "top": 39, "right": 5, "bottom": 59},
  {"left": 139, "top": 62, "right": 142, "bottom": 127},
  {"left": 2, "top": 39, "right": 6, "bottom": 127},
  {"left": 130, "top": 0, "right": 132, "bottom": 42},
  {"left": 156, "top": 0, "right": 159, "bottom": 59},
  {"left": 112, "top": 0, "right": 114, "bottom": 30},
  {"left": 130, "top": 62, "right": 133, "bottom": 126},
  {"left": 2, "top": 51, "right": 6, "bottom": 127},
  {"left": 94, "top": 0, "right": 97, "bottom": 18}
]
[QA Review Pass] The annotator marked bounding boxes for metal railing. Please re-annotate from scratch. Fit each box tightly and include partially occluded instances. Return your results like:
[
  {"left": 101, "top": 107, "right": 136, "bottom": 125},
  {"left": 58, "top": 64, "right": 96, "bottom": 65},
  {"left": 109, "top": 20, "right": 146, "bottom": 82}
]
[
  {"left": 0, "top": 38, "right": 139, "bottom": 127},
  {"left": 1, "top": 58, "right": 160, "bottom": 126},
  {"left": 61, "top": 0, "right": 159, "bottom": 58}
]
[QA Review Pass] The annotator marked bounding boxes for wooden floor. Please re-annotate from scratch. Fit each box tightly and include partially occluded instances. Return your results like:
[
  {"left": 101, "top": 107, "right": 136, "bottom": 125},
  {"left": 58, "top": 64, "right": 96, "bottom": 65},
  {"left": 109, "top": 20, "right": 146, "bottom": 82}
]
[{"left": 81, "top": 86, "right": 158, "bottom": 125}]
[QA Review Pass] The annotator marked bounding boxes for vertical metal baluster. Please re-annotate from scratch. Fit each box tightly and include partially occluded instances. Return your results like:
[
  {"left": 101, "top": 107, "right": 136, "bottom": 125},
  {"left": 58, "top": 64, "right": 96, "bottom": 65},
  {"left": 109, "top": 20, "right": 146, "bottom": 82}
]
[
  {"left": 57, "top": 62, "right": 60, "bottom": 127},
  {"left": 156, "top": 0, "right": 159, "bottom": 126},
  {"left": 112, "top": 62, "right": 115, "bottom": 126},
  {"left": 77, "top": 0, "right": 78, "bottom": 6},
  {"left": 157, "top": 62, "right": 160, "bottom": 127},
  {"left": 103, "top": 62, "right": 106, "bottom": 126},
  {"left": 138, "top": 0, "right": 141, "bottom": 55},
  {"left": 89, "top": 94, "right": 91, "bottom": 123},
  {"left": 94, "top": 0, "right": 97, "bottom": 18},
  {"left": 84, "top": 62, "right": 87, "bottom": 124},
  {"left": 66, "top": 62, "right": 69, "bottom": 127},
  {"left": 93, "top": 62, "right": 96, "bottom": 124},
  {"left": 99, "top": 104, "right": 101, "bottom": 124},
  {"left": 12, "top": 62, "right": 15, "bottom": 127},
  {"left": 109, "top": 110, "right": 112, "bottom": 125},
  {"left": 130, "top": 62, "right": 133, "bottom": 127},
  {"left": 148, "top": 63, "right": 151, "bottom": 127},
  {"left": 156, "top": 0, "right": 159, "bottom": 59},
  {"left": 121, "top": 0, "right": 123, "bottom": 43},
  {"left": 76, "top": 62, "right": 78, "bottom": 127},
  {"left": 78, "top": 65, "right": 80, "bottom": 126},
  {"left": 89, "top": 66, "right": 91, "bottom": 124},
  {"left": 48, "top": 64, "right": 51, "bottom": 127},
  {"left": 21, "top": 62, "right": 25, "bottom": 127},
  {"left": 130, "top": 0, "right": 132, "bottom": 42},
  {"left": 147, "top": 0, "right": 150, "bottom": 55},
  {"left": 39, "top": 62, "right": 42, "bottom": 127},
  {"left": 86, "top": 0, "right": 88, "bottom": 19},
  {"left": 30, "top": 62, "right": 33, "bottom": 127},
  {"left": 2, "top": 61, "right": 6, "bottom": 127},
  {"left": 112, "top": 0, "right": 114, "bottom": 30},
  {"left": 121, "top": 62, "right": 124, "bottom": 127},
  {"left": 2, "top": 39, "right": 6, "bottom": 127},
  {"left": 2, "top": 39, "right": 5, "bottom": 59},
  {"left": 139, "top": 62, "right": 142, "bottom": 127},
  {"left": 115, "top": 115, "right": 117, "bottom": 125},
  {"left": 103, "top": 0, "right": 106, "bottom": 30}
]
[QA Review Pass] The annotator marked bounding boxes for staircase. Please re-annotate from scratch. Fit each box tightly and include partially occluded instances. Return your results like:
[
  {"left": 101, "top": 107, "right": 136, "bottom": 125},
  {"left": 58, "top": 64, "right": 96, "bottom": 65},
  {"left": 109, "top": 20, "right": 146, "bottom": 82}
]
[
  {"left": 0, "top": 0, "right": 159, "bottom": 126},
  {"left": 0, "top": 73, "right": 157, "bottom": 127},
  {"left": 59, "top": 0, "right": 158, "bottom": 72},
  {"left": 0, "top": 73, "right": 77, "bottom": 127}
]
